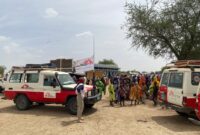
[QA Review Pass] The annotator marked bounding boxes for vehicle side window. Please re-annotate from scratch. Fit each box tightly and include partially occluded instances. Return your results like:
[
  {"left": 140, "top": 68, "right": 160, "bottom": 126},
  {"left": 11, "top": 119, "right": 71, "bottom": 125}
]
[
  {"left": 43, "top": 75, "right": 58, "bottom": 86},
  {"left": 161, "top": 73, "right": 170, "bottom": 86},
  {"left": 9, "top": 73, "right": 23, "bottom": 83},
  {"left": 191, "top": 72, "right": 200, "bottom": 86},
  {"left": 25, "top": 73, "right": 39, "bottom": 83},
  {"left": 168, "top": 73, "right": 183, "bottom": 88}
]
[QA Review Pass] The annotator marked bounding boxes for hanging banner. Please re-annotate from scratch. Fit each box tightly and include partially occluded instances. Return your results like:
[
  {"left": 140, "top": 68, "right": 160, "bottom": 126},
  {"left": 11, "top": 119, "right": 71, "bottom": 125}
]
[{"left": 75, "top": 56, "right": 94, "bottom": 73}]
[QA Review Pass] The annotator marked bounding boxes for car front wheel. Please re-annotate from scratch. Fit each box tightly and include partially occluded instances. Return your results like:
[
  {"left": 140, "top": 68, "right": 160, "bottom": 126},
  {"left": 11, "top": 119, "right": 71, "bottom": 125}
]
[{"left": 66, "top": 97, "right": 77, "bottom": 115}]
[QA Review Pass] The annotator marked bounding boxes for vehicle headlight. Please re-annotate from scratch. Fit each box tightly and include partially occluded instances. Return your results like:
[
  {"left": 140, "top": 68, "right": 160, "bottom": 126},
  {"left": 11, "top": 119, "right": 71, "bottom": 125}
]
[{"left": 87, "top": 91, "right": 92, "bottom": 97}]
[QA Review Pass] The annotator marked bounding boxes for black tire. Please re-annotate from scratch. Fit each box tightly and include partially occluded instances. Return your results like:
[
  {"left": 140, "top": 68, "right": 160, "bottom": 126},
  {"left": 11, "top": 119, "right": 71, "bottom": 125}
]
[
  {"left": 85, "top": 104, "right": 94, "bottom": 108},
  {"left": 66, "top": 97, "right": 77, "bottom": 115},
  {"left": 37, "top": 103, "right": 45, "bottom": 106},
  {"left": 176, "top": 111, "right": 188, "bottom": 117},
  {"left": 15, "top": 95, "right": 31, "bottom": 110},
  {"left": 0, "top": 86, "right": 4, "bottom": 93}
]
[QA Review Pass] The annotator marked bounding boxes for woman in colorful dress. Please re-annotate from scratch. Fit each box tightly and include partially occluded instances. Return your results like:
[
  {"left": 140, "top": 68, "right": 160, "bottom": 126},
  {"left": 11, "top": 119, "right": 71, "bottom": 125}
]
[
  {"left": 129, "top": 83, "right": 138, "bottom": 105},
  {"left": 108, "top": 79, "right": 115, "bottom": 107}
]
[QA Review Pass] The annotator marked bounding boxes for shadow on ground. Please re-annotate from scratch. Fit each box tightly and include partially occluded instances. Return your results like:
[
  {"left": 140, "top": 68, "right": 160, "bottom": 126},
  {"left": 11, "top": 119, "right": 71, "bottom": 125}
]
[
  {"left": 61, "top": 120, "right": 78, "bottom": 126},
  {"left": 0, "top": 104, "right": 97, "bottom": 118},
  {"left": 152, "top": 115, "right": 200, "bottom": 132}
]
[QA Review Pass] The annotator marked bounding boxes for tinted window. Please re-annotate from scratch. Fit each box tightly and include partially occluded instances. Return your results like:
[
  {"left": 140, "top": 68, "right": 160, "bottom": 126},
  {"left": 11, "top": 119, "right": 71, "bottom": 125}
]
[
  {"left": 191, "top": 72, "right": 200, "bottom": 86},
  {"left": 43, "top": 76, "right": 58, "bottom": 86},
  {"left": 10, "top": 73, "right": 23, "bottom": 83},
  {"left": 168, "top": 73, "right": 183, "bottom": 88},
  {"left": 161, "top": 73, "right": 170, "bottom": 86},
  {"left": 25, "top": 73, "right": 39, "bottom": 83}
]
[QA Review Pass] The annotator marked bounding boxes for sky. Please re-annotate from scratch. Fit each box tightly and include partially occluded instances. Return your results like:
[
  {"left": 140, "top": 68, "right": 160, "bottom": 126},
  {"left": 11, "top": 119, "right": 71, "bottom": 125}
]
[{"left": 0, "top": 0, "right": 168, "bottom": 72}]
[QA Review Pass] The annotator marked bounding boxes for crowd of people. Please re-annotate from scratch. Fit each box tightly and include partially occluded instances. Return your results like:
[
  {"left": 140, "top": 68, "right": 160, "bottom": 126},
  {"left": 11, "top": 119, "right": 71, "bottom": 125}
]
[
  {"left": 73, "top": 73, "right": 161, "bottom": 107},
  {"left": 74, "top": 73, "right": 161, "bottom": 122},
  {"left": 107, "top": 73, "right": 161, "bottom": 107}
]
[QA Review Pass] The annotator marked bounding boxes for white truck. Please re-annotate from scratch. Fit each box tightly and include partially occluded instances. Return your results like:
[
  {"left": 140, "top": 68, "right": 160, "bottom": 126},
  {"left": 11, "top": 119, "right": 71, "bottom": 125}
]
[
  {"left": 3, "top": 66, "right": 101, "bottom": 114},
  {"left": 159, "top": 60, "right": 200, "bottom": 120}
]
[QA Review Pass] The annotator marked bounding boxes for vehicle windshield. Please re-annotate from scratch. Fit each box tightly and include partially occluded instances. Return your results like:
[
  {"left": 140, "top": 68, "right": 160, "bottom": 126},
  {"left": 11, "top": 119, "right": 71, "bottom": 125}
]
[{"left": 57, "top": 74, "right": 76, "bottom": 86}]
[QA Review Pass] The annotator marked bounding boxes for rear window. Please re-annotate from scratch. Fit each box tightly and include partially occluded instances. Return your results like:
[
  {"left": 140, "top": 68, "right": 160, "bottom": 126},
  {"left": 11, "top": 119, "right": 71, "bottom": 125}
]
[
  {"left": 10, "top": 73, "right": 23, "bottom": 83},
  {"left": 191, "top": 72, "right": 200, "bottom": 86},
  {"left": 168, "top": 72, "right": 183, "bottom": 89},
  {"left": 161, "top": 73, "right": 170, "bottom": 86},
  {"left": 25, "top": 73, "right": 39, "bottom": 83}
]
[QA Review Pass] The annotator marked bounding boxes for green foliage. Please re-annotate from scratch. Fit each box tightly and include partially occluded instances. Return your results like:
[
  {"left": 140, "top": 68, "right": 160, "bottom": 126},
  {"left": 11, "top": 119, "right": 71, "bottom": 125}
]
[
  {"left": 98, "top": 59, "right": 117, "bottom": 65},
  {"left": 124, "top": 0, "right": 200, "bottom": 60}
]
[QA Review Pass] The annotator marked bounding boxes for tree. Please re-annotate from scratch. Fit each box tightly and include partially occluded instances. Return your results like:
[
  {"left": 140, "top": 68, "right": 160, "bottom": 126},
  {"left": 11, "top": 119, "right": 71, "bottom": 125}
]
[
  {"left": 98, "top": 59, "right": 117, "bottom": 65},
  {"left": 124, "top": 0, "right": 200, "bottom": 60}
]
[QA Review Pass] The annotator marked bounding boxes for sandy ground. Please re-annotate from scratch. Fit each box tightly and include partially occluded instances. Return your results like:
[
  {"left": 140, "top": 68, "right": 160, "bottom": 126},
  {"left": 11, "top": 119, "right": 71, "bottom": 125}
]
[{"left": 0, "top": 92, "right": 200, "bottom": 135}]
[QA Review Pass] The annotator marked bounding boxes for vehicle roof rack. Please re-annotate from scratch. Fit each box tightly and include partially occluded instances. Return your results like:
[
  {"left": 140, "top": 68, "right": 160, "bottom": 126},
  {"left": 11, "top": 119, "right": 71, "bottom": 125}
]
[
  {"left": 174, "top": 60, "right": 200, "bottom": 68},
  {"left": 11, "top": 63, "right": 59, "bottom": 71},
  {"left": 25, "top": 63, "right": 56, "bottom": 68},
  {"left": 11, "top": 66, "right": 58, "bottom": 71},
  {"left": 165, "top": 60, "right": 200, "bottom": 71}
]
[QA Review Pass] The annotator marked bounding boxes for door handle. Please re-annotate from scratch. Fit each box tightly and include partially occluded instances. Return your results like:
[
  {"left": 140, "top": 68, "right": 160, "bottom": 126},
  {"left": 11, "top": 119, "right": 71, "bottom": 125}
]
[
  {"left": 193, "top": 93, "right": 197, "bottom": 97},
  {"left": 9, "top": 88, "right": 13, "bottom": 90}
]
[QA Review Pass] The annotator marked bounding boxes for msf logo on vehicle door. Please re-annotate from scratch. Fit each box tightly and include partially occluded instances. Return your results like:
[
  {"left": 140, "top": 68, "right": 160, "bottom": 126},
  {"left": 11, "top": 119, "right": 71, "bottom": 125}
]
[{"left": 44, "top": 92, "right": 56, "bottom": 98}]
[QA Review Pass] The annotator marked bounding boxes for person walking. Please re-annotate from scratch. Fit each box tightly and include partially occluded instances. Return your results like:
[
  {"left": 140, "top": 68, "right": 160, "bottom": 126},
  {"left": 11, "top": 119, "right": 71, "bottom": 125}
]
[
  {"left": 141, "top": 82, "right": 148, "bottom": 103},
  {"left": 152, "top": 81, "right": 159, "bottom": 106},
  {"left": 96, "top": 78, "right": 105, "bottom": 99},
  {"left": 113, "top": 76, "right": 119, "bottom": 103},
  {"left": 129, "top": 83, "right": 138, "bottom": 105},
  {"left": 76, "top": 78, "right": 85, "bottom": 123},
  {"left": 135, "top": 83, "right": 142, "bottom": 104},
  {"left": 108, "top": 79, "right": 115, "bottom": 106},
  {"left": 119, "top": 85, "right": 126, "bottom": 107}
]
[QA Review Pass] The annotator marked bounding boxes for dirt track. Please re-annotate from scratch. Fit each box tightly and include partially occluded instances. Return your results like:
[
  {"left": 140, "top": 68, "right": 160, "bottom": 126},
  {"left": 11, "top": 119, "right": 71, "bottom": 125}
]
[{"left": 0, "top": 93, "right": 200, "bottom": 135}]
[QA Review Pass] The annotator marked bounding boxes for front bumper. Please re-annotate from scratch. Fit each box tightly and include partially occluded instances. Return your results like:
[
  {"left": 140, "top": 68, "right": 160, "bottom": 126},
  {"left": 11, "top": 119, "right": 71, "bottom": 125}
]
[{"left": 84, "top": 93, "right": 101, "bottom": 104}]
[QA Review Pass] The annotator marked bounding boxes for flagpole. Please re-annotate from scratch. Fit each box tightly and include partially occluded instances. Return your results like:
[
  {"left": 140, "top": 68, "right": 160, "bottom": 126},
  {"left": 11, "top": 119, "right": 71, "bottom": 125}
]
[
  {"left": 93, "top": 35, "right": 95, "bottom": 64},
  {"left": 92, "top": 34, "right": 96, "bottom": 96}
]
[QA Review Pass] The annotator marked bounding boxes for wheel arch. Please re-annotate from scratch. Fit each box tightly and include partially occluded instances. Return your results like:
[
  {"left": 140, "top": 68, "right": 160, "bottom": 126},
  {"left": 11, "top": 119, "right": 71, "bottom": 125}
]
[
  {"left": 14, "top": 93, "right": 30, "bottom": 103},
  {"left": 65, "top": 95, "right": 76, "bottom": 105}
]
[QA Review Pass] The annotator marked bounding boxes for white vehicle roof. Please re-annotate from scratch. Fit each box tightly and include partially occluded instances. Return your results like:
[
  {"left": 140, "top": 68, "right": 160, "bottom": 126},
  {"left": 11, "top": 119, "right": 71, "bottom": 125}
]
[
  {"left": 164, "top": 67, "right": 200, "bottom": 72},
  {"left": 10, "top": 66, "right": 70, "bottom": 75},
  {"left": 164, "top": 60, "right": 200, "bottom": 72},
  {"left": 40, "top": 70, "right": 69, "bottom": 75}
]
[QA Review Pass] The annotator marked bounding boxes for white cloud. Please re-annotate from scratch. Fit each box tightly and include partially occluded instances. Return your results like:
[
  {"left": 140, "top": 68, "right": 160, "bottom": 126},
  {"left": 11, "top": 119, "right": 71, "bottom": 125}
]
[
  {"left": 44, "top": 8, "right": 59, "bottom": 18},
  {"left": 0, "top": 36, "right": 44, "bottom": 69},
  {"left": 76, "top": 31, "right": 93, "bottom": 37},
  {"left": 0, "top": 36, "right": 20, "bottom": 54},
  {"left": 0, "top": 36, "right": 8, "bottom": 42}
]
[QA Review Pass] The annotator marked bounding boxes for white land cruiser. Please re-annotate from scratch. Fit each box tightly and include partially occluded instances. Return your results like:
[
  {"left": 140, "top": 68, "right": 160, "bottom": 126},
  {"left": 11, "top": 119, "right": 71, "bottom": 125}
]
[
  {"left": 3, "top": 66, "right": 101, "bottom": 115},
  {"left": 159, "top": 60, "right": 200, "bottom": 119}
]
